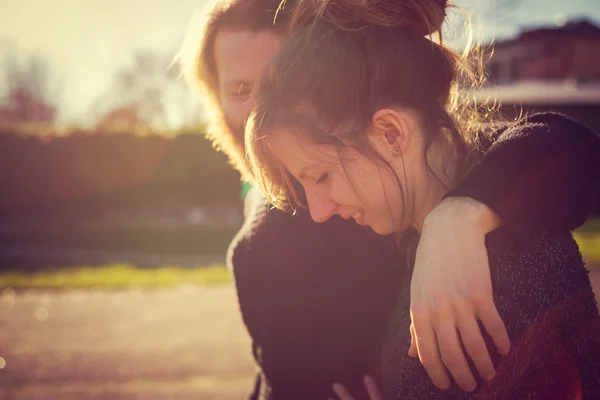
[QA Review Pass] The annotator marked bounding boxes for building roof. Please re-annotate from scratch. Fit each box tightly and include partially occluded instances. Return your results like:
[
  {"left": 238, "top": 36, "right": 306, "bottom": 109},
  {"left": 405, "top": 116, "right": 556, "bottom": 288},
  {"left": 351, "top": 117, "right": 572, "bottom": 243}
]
[
  {"left": 494, "top": 20, "right": 600, "bottom": 49},
  {"left": 468, "top": 80, "right": 600, "bottom": 106}
]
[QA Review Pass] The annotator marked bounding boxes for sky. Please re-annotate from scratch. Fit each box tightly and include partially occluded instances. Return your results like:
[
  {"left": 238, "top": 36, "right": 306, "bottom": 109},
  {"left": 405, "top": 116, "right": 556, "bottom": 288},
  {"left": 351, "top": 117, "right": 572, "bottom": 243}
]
[{"left": 0, "top": 0, "right": 599, "bottom": 127}]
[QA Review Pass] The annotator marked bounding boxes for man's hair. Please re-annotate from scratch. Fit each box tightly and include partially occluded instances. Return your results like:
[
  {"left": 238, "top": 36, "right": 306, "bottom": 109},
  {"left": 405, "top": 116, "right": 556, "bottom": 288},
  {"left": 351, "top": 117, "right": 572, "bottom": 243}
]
[{"left": 177, "top": 0, "right": 294, "bottom": 181}]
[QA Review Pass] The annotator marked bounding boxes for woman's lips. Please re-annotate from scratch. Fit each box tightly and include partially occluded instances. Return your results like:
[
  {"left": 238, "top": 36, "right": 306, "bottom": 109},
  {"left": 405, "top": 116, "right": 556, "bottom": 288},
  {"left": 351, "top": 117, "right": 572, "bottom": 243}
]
[{"left": 353, "top": 210, "right": 365, "bottom": 225}]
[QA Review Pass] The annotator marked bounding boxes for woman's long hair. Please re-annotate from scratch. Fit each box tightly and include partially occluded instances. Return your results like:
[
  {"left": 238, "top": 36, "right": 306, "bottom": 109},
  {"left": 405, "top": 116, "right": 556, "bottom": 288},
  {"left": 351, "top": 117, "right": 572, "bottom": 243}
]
[{"left": 247, "top": 0, "right": 498, "bottom": 229}]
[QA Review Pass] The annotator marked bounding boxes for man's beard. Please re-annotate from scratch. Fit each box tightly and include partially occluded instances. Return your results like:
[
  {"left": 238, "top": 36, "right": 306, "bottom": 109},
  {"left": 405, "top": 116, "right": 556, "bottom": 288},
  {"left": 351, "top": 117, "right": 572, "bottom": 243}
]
[
  {"left": 224, "top": 117, "right": 245, "bottom": 148},
  {"left": 207, "top": 114, "right": 252, "bottom": 181}
]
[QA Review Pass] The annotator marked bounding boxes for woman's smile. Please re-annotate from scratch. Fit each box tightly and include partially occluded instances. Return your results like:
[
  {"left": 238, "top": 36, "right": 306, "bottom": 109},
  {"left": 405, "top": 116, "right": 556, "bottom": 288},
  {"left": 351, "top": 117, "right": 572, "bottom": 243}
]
[{"left": 352, "top": 209, "right": 365, "bottom": 226}]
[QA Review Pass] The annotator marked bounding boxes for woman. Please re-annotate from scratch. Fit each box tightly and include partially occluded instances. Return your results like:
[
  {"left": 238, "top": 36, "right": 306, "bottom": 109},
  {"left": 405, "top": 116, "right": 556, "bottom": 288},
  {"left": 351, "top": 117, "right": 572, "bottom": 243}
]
[{"left": 245, "top": 0, "right": 600, "bottom": 398}]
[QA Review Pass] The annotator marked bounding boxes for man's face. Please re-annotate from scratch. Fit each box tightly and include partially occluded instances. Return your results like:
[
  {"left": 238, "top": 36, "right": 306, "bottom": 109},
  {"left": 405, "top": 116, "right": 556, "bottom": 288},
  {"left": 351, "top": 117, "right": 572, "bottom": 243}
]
[{"left": 214, "top": 29, "right": 286, "bottom": 144}]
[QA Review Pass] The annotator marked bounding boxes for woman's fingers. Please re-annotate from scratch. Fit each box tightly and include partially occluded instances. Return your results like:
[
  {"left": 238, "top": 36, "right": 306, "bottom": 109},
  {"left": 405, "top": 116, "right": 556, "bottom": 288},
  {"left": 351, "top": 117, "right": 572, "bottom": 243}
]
[
  {"left": 333, "top": 383, "right": 355, "bottom": 400},
  {"left": 364, "top": 376, "right": 384, "bottom": 400},
  {"left": 411, "top": 311, "right": 451, "bottom": 390},
  {"left": 414, "top": 301, "right": 506, "bottom": 392},
  {"left": 332, "top": 377, "right": 383, "bottom": 400},
  {"left": 408, "top": 322, "right": 418, "bottom": 357},
  {"left": 457, "top": 320, "right": 495, "bottom": 382},
  {"left": 455, "top": 303, "right": 498, "bottom": 382},
  {"left": 435, "top": 317, "right": 477, "bottom": 392},
  {"left": 477, "top": 299, "right": 511, "bottom": 356}
]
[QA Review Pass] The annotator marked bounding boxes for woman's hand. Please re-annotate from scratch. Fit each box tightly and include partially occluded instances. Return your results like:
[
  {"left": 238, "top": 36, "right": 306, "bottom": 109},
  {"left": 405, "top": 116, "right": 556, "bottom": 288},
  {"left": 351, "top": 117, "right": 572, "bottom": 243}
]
[
  {"left": 331, "top": 376, "right": 383, "bottom": 400},
  {"left": 409, "top": 197, "right": 511, "bottom": 391}
]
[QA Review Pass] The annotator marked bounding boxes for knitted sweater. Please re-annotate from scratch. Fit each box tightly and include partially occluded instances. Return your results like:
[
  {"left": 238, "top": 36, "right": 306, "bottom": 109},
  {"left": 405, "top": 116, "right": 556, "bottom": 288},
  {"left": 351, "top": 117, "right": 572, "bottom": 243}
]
[
  {"left": 228, "top": 113, "right": 600, "bottom": 400},
  {"left": 380, "top": 229, "right": 600, "bottom": 399}
]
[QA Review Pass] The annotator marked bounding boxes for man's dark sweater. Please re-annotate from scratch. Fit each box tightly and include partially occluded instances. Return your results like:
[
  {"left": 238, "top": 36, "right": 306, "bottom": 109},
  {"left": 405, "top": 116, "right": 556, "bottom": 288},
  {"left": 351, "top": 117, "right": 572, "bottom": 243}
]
[{"left": 228, "top": 113, "right": 600, "bottom": 400}]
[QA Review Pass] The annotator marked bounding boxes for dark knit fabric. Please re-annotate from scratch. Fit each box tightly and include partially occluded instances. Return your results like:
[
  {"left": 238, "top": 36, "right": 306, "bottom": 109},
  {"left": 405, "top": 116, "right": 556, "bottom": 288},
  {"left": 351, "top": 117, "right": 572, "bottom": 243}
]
[
  {"left": 231, "top": 195, "right": 402, "bottom": 400},
  {"left": 228, "top": 113, "right": 600, "bottom": 400},
  {"left": 380, "top": 229, "right": 600, "bottom": 399},
  {"left": 447, "top": 113, "right": 600, "bottom": 237}
]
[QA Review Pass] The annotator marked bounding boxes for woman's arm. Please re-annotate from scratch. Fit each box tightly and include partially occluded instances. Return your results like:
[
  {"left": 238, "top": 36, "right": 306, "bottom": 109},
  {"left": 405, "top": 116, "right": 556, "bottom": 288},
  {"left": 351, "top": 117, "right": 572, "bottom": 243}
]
[{"left": 409, "top": 113, "right": 600, "bottom": 391}]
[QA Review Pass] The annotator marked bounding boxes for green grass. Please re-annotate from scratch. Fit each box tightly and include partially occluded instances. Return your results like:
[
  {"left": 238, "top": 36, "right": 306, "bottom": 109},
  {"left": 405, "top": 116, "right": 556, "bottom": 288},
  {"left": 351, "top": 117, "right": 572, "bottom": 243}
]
[
  {"left": 0, "top": 219, "right": 598, "bottom": 290},
  {"left": 575, "top": 218, "right": 600, "bottom": 235},
  {"left": 574, "top": 219, "right": 600, "bottom": 267},
  {"left": 0, "top": 264, "right": 232, "bottom": 289},
  {"left": 575, "top": 233, "right": 600, "bottom": 264}
]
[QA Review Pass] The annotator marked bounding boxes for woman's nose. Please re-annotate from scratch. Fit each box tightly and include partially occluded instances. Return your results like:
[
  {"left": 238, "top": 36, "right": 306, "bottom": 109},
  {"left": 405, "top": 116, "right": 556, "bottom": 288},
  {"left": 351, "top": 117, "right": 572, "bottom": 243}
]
[{"left": 305, "top": 187, "right": 337, "bottom": 223}]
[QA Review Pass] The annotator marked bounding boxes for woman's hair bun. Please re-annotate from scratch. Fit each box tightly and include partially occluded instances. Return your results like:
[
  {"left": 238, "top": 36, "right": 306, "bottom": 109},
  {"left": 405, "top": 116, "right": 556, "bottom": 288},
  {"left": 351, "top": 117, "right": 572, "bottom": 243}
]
[{"left": 290, "top": 0, "right": 448, "bottom": 36}]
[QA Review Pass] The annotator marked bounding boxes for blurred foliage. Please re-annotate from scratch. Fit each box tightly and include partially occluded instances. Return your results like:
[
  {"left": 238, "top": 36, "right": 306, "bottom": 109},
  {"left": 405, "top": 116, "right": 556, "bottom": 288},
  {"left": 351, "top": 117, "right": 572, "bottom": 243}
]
[
  {"left": 577, "top": 218, "right": 600, "bottom": 235},
  {"left": 576, "top": 233, "right": 600, "bottom": 265},
  {"left": 574, "top": 219, "right": 600, "bottom": 266},
  {"left": 0, "top": 126, "right": 240, "bottom": 215},
  {"left": 0, "top": 54, "right": 59, "bottom": 125},
  {"left": 0, "top": 227, "right": 236, "bottom": 256},
  {"left": 91, "top": 50, "right": 200, "bottom": 131}
]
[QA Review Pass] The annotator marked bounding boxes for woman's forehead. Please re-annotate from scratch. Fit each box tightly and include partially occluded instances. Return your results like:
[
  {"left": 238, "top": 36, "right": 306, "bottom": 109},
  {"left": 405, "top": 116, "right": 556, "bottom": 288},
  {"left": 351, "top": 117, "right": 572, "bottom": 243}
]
[{"left": 267, "top": 128, "right": 336, "bottom": 176}]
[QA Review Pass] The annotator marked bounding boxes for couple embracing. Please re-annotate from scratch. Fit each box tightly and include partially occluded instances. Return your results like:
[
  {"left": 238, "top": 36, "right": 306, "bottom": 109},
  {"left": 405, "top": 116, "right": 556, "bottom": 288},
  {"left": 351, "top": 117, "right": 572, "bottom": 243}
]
[{"left": 179, "top": 0, "right": 600, "bottom": 398}]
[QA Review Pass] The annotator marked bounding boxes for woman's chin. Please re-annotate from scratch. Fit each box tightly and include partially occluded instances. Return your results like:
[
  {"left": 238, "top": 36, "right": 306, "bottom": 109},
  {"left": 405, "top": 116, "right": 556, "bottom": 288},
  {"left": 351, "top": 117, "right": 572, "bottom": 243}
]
[{"left": 369, "top": 223, "right": 399, "bottom": 236}]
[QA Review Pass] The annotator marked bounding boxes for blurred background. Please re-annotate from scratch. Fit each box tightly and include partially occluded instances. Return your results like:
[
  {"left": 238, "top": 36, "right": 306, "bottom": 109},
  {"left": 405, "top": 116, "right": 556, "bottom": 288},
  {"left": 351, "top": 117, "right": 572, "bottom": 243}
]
[{"left": 0, "top": 0, "right": 599, "bottom": 399}]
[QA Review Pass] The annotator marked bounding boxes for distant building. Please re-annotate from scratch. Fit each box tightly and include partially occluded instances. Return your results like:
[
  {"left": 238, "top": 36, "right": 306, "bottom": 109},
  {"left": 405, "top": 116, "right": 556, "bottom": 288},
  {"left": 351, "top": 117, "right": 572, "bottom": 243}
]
[
  {"left": 487, "top": 20, "right": 600, "bottom": 84},
  {"left": 470, "top": 20, "right": 600, "bottom": 136},
  {"left": 472, "top": 21, "right": 600, "bottom": 216}
]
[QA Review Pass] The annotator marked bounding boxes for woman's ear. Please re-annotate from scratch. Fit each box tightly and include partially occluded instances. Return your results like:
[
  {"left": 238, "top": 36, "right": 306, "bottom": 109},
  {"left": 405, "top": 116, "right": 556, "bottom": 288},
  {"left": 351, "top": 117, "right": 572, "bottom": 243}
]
[{"left": 371, "top": 108, "right": 414, "bottom": 157}]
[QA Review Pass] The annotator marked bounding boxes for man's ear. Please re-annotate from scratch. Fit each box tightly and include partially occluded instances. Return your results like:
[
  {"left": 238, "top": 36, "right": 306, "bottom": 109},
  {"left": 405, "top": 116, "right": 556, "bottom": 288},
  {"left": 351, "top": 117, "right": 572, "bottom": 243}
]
[{"left": 371, "top": 108, "right": 414, "bottom": 156}]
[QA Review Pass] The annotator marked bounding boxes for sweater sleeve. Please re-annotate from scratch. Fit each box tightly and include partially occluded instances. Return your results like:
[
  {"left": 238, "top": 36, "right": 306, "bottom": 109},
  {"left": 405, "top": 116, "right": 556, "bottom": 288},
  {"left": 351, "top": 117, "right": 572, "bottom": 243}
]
[{"left": 446, "top": 113, "right": 600, "bottom": 234}]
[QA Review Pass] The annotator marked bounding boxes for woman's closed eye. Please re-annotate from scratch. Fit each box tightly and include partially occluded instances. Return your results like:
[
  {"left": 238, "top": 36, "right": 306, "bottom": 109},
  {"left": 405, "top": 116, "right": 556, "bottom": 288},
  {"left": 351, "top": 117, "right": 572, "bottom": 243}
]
[
  {"left": 227, "top": 83, "right": 252, "bottom": 100},
  {"left": 316, "top": 173, "right": 329, "bottom": 184}
]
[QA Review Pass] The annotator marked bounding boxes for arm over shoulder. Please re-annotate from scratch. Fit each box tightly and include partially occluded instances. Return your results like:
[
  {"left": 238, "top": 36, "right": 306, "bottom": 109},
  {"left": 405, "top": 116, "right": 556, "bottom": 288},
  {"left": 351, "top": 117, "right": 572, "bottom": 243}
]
[{"left": 447, "top": 112, "right": 600, "bottom": 233}]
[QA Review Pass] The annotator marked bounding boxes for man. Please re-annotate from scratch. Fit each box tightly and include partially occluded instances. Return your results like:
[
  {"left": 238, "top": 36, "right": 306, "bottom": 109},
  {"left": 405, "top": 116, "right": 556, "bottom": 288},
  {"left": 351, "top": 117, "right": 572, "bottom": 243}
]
[{"left": 178, "top": 1, "right": 600, "bottom": 398}]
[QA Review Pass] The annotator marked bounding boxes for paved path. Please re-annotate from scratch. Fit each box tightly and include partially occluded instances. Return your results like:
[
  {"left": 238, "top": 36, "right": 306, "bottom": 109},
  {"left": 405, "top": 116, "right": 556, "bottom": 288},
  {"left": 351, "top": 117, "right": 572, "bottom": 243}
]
[
  {"left": 0, "top": 285, "right": 254, "bottom": 400},
  {"left": 1, "top": 270, "right": 599, "bottom": 400}
]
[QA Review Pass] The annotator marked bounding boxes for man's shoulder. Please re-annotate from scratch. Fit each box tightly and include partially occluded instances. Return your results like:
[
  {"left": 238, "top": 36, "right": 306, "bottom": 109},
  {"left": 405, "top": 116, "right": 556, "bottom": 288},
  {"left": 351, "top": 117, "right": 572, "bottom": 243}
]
[{"left": 492, "top": 112, "right": 593, "bottom": 142}]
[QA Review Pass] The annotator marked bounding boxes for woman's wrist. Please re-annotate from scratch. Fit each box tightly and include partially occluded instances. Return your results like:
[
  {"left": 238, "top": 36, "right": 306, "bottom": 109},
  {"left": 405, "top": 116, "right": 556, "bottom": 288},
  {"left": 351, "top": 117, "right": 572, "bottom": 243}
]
[{"left": 424, "top": 197, "right": 503, "bottom": 236}]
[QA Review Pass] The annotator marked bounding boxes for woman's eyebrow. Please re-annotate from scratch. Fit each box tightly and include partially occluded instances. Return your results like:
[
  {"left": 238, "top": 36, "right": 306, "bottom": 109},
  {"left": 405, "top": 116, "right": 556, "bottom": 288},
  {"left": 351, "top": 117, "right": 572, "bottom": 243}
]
[
  {"left": 298, "top": 166, "right": 310, "bottom": 179},
  {"left": 298, "top": 164, "right": 318, "bottom": 180}
]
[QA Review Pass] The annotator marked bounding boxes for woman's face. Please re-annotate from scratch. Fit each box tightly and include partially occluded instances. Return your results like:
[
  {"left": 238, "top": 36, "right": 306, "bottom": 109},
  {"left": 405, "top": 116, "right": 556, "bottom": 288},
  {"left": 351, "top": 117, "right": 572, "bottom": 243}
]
[{"left": 268, "top": 130, "right": 409, "bottom": 235}]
